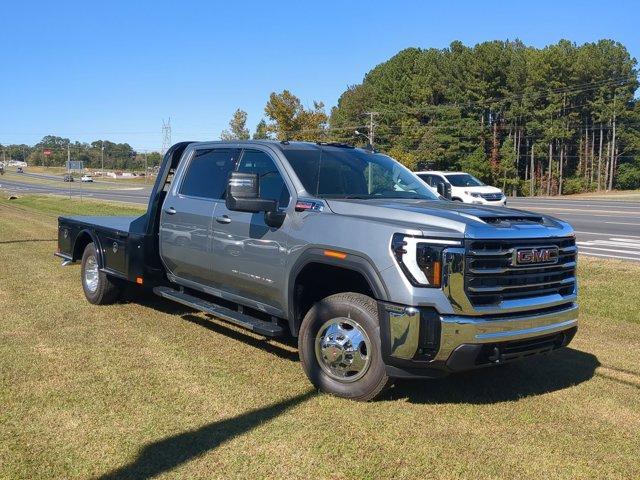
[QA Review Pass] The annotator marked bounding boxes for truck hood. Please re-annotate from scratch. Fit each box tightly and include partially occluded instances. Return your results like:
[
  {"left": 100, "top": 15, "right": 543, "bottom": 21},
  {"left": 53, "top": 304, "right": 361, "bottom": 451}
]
[{"left": 324, "top": 198, "right": 573, "bottom": 240}]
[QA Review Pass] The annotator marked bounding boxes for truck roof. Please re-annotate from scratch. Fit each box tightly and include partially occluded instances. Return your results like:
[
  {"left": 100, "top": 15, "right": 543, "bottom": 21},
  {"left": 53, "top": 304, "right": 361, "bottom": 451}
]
[{"left": 188, "top": 140, "right": 373, "bottom": 154}]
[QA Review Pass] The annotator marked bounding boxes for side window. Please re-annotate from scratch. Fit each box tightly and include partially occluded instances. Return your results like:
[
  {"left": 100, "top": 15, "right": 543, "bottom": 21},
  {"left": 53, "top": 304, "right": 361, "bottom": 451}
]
[
  {"left": 180, "top": 148, "right": 238, "bottom": 199},
  {"left": 237, "top": 150, "right": 291, "bottom": 208}
]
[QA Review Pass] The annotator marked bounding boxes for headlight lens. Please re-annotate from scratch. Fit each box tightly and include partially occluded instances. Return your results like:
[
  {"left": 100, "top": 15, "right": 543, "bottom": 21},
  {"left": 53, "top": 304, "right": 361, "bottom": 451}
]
[
  {"left": 464, "top": 191, "right": 482, "bottom": 198},
  {"left": 391, "top": 234, "right": 461, "bottom": 287}
]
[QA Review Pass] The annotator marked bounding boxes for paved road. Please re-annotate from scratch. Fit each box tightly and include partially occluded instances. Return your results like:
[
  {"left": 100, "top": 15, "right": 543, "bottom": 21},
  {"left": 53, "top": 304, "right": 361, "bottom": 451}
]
[
  {"left": 2, "top": 174, "right": 639, "bottom": 261},
  {"left": 509, "top": 197, "right": 640, "bottom": 262},
  {"left": 0, "top": 177, "right": 152, "bottom": 204}
]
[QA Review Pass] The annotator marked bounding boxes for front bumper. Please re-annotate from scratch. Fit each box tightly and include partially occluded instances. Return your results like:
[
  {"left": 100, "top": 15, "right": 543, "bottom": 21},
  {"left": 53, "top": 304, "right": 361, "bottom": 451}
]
[
  {"left": 380, "top": 302, "right": 578, "bottom": 378},
  {"left": 467, "top": 197, "right": 507, "bottom": 206}
]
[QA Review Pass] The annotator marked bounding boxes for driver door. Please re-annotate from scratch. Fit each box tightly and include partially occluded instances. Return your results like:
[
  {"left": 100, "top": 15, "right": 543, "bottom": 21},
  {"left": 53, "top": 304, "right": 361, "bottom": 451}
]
[{"left": 211, "top": 148, "right": 292, "bottom": 311}]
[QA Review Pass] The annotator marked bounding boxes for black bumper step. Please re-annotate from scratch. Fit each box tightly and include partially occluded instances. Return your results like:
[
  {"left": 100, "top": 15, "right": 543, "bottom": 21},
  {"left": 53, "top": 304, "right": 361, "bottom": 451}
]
[{"left": 153, "top": 286, "right": 285, "bottom": 337}]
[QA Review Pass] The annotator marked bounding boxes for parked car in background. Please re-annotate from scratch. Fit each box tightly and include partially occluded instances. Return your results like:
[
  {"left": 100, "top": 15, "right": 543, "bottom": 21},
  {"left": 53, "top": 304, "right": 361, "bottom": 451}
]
[
  {"left": 63, "top": 174, "right": 74, "bottom": 182},
  {"left": 415, "top": 171, "right": 506, "bottom": 206},
  {"left": 81, "top": 174, "right": 93, "bottom": 182}
]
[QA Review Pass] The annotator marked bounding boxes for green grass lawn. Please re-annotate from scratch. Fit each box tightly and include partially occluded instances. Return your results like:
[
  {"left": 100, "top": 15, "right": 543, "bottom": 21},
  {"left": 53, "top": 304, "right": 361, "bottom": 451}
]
[{"left": 1, "top": 195, "right": 639, "bottom": 479}]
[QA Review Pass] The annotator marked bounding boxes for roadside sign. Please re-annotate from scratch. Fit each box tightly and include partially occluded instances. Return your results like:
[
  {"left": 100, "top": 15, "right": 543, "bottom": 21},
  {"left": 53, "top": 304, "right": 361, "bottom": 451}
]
[
  {"left": 66, "top": 160, "right": 83, "bottom": 170},
  {"left": 43, "top": 149, "right": 52, "bottom": 156}
]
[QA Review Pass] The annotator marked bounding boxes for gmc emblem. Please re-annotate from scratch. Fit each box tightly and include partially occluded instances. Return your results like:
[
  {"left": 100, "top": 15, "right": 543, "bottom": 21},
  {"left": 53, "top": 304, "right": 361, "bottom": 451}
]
[{"left": 513, "top": 246, "right": 559, "bottom": 266}]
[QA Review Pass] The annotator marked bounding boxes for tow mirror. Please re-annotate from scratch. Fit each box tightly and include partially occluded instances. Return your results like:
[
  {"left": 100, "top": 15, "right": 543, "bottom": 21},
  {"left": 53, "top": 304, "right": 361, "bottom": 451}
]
[
  {"left": 226, "top": 172, "right": 275, "bottom": 213},
  {"left": 225, "top": 172, "right": 285, "bottom": 227}
]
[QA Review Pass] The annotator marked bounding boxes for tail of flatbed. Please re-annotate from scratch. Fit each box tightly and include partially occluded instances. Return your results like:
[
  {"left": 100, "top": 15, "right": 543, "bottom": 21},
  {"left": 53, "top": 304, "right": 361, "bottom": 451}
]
[{"left": 55, "top": 142, "right": 195, "bottom": 287}]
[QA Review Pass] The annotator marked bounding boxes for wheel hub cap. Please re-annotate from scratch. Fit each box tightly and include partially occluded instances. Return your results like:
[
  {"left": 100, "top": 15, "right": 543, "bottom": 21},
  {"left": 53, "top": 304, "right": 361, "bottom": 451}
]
[
  {"left": 84, "top": 255, "right": 99, "bottom": 293},
  {"left": 315, "top": 318, "right": 371, "bottom": 383}
]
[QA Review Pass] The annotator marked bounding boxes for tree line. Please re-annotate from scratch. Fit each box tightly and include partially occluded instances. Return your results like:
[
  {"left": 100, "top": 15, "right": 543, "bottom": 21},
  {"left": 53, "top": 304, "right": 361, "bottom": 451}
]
[
  {"left": 224, "top": 39, "right": 640, "bottom": 193},
  {"left": 3, "top": 39, "right": 638, "bottom": 192},
  {"left": 0, "top": 135, "right": 163, "bottom": 171}
]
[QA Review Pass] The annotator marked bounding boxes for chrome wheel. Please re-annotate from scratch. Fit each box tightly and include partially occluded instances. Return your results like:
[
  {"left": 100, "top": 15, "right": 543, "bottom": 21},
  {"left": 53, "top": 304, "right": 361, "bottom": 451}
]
[
  {"left": 84, "top": 254, "right": 99, "bottom": 293},
  {"left": 315, "top": 317, "right": 372, "bottom": 383}
]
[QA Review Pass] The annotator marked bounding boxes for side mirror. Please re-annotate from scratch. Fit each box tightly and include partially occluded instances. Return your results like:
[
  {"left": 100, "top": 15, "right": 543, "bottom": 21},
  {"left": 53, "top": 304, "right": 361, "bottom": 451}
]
[
  {"left": 436, "top": 181, "right": 452, "bottom": 200},
  {"left": 226, "top": 172, "right": 276, "bottom": 213},
  {"left": 225, "top": 172, "right": 285, "bottom": 228}
]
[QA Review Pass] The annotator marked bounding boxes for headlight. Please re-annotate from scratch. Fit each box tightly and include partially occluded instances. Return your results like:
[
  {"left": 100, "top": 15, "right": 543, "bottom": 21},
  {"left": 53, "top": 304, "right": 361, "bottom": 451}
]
[
  {"left": 464, "top": 191, "right": 482, "bottom": 198},
  {"left": 391, "top": 234, "right": 461, "bottom": 287}
]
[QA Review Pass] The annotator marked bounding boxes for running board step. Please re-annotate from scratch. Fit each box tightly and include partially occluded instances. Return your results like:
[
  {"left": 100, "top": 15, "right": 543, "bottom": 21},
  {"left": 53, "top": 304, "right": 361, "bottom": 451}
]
[{"left": 153, "top": 286, "right": 285, "bottom": 337}]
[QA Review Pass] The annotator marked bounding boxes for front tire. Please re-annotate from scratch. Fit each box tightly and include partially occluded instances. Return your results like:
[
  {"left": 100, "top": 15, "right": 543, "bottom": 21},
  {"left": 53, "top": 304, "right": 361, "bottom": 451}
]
[
  {"left": 298, "top": 292, "right": 392, "bottom": 401},
  {"left": 81, "top": 243, "right": 121, "bottom": 305}
]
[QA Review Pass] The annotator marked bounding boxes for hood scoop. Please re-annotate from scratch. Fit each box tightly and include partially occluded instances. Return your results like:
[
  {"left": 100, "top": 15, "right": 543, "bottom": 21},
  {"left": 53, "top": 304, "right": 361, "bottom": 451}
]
[{"left": 479, "top": 215, "right": 544, "bottom": 226}]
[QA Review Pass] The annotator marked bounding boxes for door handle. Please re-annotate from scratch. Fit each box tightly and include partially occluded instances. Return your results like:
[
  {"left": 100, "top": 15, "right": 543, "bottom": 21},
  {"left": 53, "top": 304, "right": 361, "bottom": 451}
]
[
  {"left": 164, "top": 207, "right": 177, "bottom": 215},
  {"left": 216, "top": 215, "right": 231, "bottom": 224}
]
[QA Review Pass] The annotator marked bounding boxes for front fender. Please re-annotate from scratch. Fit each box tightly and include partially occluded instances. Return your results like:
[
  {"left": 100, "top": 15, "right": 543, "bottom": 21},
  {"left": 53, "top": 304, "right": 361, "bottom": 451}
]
[{"left": 286, "top": 247, "right": 389, "bottom": 335}]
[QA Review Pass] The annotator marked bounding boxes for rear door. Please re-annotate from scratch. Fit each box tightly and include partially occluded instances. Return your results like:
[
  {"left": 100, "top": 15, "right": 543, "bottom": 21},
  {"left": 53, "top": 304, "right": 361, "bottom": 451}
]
[
  {"left": 159, "top": 147, "right": 239, "bottom": 286},
  {"left": 211, "top": 148, "right": 292, "bottom": 311}
]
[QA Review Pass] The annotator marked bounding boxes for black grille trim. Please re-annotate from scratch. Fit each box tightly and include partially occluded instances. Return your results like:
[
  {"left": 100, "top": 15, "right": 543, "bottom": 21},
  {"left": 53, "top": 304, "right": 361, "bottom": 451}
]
[
  {"left": 465, "top": 237, "right": 577, "bottom": 306},
  {"left": 480, "top": 193, "right": 504, "bottom": 201},
  {"left": 475, "top": 327, "right": 577, "bottom": 365}
]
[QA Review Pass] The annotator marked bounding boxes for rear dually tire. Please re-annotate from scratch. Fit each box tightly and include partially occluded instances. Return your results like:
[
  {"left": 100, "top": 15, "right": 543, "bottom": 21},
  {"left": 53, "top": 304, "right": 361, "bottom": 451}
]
[{"left": 81, "top": 242, "right": 121, "bottom": 305}]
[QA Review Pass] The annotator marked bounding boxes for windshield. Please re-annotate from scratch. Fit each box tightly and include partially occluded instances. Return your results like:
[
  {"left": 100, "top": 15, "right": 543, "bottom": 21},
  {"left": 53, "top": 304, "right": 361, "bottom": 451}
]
[
  {"left": 283, "top": 147, "right": 439, "bottom": 200},
  {"left": 444, "top": 173, "right": 484, "bottom": 187}
]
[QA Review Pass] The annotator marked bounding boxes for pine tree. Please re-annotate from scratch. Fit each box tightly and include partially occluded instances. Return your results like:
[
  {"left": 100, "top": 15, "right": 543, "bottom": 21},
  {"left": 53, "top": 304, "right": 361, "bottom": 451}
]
[
  {"left": 253, "top": 119, "right": 269, "bottom": 139},
  {"left": 220, "top": 109, "right": 250, "bottom": 140}
]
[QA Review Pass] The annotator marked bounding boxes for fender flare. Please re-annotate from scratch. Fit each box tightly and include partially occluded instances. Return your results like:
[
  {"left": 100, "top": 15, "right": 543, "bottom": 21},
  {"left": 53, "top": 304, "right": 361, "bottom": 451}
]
[
  {"left": 286, "top": 248, "right": 390, "bottom": 336},
  {"left": 73, "top": 229, "right": 104, "bottom": 268}
]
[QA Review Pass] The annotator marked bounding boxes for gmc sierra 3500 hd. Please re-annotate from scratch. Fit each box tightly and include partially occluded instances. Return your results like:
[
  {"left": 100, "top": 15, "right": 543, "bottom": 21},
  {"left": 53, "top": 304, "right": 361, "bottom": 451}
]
[{"left": 55, "top": 141, "right": 578, "bottom": 401}]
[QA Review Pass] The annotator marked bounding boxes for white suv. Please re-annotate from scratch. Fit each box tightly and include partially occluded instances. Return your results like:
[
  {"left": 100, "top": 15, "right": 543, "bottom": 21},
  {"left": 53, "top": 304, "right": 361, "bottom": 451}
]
[{"left": 415, "top": 171, "right": 506, "bottom": 206}]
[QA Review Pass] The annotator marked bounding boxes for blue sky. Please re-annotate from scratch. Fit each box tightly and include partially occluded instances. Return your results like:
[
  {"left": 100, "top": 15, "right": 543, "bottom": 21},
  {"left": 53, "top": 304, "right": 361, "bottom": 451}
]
[{"left": 1, "top": 0, "right": 638, "bottom": 151}]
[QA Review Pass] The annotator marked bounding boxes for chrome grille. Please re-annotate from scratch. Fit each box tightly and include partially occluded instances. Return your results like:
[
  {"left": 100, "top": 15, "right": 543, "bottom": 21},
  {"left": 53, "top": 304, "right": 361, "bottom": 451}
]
[
  {"left": 480, "top": 193, "right": 503, "bottom": 201},
  {"left": 465, "top": 237, "right": 576, "bottom": 306}
]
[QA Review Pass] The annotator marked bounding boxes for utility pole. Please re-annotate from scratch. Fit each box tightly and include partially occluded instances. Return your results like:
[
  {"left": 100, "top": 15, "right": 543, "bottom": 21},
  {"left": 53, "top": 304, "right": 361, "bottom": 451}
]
[
  {"left": 67, "top": 144, "right": 72, "bottom": 199},
  {"left": 608, "top": 95, "right": 617, "bottom": 191},
  {"left": 363, "top": 112, "right": 379, "bottom": 149},
  {"left": 530, "top": 143, "right": 535, "bottom": 196},
  {"left": 101, "top": 140, "right": 105, "bottom": 176},
  {"left": 547, "top": 142, "right": 552, "bottom": 196},
  {"left": 144, "top": 152, "right": 148, "bottom": 183}
]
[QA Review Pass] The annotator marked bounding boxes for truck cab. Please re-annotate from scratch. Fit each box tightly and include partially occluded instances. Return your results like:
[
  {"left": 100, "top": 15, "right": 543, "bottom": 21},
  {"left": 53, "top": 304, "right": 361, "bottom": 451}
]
[{"left": 56, "top": 141, "right": 578, "bottom": 400}]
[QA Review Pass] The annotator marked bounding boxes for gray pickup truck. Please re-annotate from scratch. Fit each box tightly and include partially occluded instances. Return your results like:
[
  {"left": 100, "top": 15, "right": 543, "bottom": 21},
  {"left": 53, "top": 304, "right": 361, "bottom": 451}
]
[{"left": 56, "top": 141, "right": 578, "bottom": 400}]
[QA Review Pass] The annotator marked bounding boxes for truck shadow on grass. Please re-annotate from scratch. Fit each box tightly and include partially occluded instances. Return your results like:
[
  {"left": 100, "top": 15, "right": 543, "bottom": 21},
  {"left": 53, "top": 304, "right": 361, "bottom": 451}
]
[
  {"left": 385, "top": 348, "right": 600, "bottom": 404},
  {"left": 182, "top": 313, "right": 300, "bottom": 362},
  {"left": 124, "top": 289, "right": 300, "bottom": 362},
  {"left": 96, "top": 390, "right": 316, "bottom": 480},
  {"left": 0, "top": 238, "right": 57, "bottom": 244},
  {"left": 126, "top": 290, "right": 599, "bottom": 404}
]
